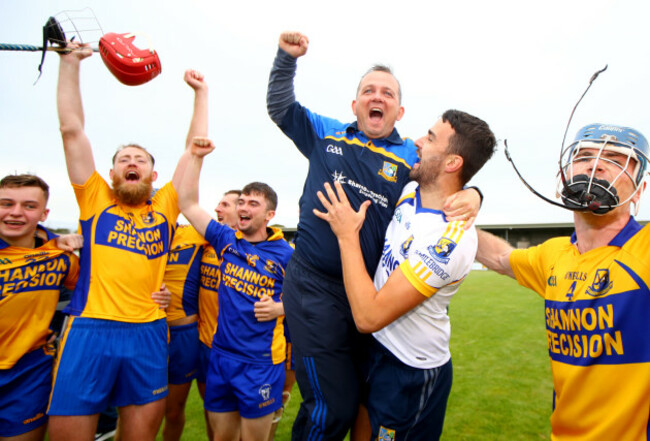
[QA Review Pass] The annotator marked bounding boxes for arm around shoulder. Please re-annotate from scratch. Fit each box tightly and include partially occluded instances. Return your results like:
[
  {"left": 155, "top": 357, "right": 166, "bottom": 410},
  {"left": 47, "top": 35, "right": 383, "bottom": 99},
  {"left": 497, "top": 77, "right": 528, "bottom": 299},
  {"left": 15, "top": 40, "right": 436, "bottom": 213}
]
[{"left": 475, "top": 229, "right": 516, "bottom": 278}]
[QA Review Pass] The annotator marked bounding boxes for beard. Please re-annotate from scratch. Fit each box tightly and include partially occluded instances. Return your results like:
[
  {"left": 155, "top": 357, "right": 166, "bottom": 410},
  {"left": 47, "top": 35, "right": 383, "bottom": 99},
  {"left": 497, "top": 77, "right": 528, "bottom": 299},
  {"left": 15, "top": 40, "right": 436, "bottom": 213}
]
[
  {"left": 409, "top": 157, "right": 442, "bottom": 186},
  {"left": 112, "top": 174, "right": 153, "bottom": 206}
]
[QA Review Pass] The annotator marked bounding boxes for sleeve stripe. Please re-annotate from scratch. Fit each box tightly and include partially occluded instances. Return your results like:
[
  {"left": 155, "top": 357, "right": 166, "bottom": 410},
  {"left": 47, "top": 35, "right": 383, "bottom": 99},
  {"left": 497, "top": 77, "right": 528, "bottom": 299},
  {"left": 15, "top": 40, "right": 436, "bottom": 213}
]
[
  {"left": 444, "top": 221, "right": 466, "bottom": 243},
  {"left": 402, "top": 261, "right": 438, "bottom": 298}
]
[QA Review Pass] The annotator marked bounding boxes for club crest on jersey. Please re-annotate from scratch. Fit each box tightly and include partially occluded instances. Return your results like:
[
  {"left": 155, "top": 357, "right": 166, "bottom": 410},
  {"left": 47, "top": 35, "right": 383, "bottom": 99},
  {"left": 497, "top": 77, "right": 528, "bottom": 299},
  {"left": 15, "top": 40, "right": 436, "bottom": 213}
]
[
  {"left": 140, "top": 211, "right": 156, "bottom": 225},
  {"left": 264, "top": 259, "right": 279, "bottom": 275},
  {"left": 428, "top": 237, "right": 457, "bottom": 264},
  {"left": 400, "top": 235, "right": 414, "bottom": 258},
  {"left": 378, "top": 161, "right": 398, "bottom": 183},
  {"left": 586, "top": 269, "right": 613, "bottom": 297},
  {"left": 246, "top": 254, "right": 259, "bottom": 268},
  {"left": 141, "top": 211, "right": 155, "bottom": 225},
  {"left": 377, "top": 426, "right": 396, "bottom": 441}
]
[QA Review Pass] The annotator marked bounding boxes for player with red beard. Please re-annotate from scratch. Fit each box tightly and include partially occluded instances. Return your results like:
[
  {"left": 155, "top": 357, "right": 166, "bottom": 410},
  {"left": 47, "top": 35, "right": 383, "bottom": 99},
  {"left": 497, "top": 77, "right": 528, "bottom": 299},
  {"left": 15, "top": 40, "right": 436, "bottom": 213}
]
[{"left": 47, "top": 41, "right": 202, "bottom": 441}]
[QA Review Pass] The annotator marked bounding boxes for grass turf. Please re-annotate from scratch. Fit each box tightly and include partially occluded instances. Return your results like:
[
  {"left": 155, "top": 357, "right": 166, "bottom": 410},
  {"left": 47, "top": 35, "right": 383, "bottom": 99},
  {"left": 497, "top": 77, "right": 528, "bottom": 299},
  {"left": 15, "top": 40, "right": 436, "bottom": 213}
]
[{"left": 157, "top": 270, "right": 552, "bottom": 440}]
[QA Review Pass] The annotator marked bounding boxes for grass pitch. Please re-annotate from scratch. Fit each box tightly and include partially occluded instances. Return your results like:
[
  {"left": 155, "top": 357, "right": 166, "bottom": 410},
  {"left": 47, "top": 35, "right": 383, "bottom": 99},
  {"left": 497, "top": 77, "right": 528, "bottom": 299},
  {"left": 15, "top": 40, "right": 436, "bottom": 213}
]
[{"left": 159, "top": 270, "right": 552, "bottom": 440}]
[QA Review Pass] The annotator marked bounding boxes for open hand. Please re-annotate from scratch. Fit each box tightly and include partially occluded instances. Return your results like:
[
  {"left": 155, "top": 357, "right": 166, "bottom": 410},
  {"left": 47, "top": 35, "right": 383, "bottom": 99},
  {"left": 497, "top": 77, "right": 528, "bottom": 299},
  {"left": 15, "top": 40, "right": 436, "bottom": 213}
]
[
  {"left": 152, "top": 283, "right": 171, "bottom": 309},
  {"left": 313, "top": 181, "right": 370, "bottom": 240}
]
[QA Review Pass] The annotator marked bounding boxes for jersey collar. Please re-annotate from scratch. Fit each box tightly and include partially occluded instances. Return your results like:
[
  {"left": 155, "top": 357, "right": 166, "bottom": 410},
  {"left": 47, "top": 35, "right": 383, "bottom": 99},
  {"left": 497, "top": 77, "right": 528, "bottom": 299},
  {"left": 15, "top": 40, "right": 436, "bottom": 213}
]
[
  {"left": 570, "top": 216, "right": 643, "bottom": 247},
  {"left": 0, "top": 224, "right": 56, "bottom": 250},
  {"left": 346, "top": 122, "right": 405, "bottom": 145}
]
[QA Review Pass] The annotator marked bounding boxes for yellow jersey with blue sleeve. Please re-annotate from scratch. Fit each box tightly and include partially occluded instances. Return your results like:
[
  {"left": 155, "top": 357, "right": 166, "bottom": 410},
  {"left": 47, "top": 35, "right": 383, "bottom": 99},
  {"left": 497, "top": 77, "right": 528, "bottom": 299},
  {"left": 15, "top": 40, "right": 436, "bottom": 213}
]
[
  {"left": 510, "top": 218, "right": 650, "bottom": 441},
  {"left": 65, "top": 171, "right": 179, "bottom": 323},
  {"left": 198, "top": 244, "right": 221, "bottom": 347},
  {"left": 372, "top": 182, "right": 477, "bottom": 369},
  {"left": 164, "top": 224, "right": 207, "bottom": 322},
  {"left": 0, "top": 226, "right": 79, "bottom": 369}
]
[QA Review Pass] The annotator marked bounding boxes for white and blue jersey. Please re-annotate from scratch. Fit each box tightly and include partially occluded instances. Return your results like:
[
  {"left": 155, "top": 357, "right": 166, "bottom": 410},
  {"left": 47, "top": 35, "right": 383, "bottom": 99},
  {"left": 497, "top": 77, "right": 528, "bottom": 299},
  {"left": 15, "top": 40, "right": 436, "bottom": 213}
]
[{"left": 372, "top": 181, "right": 477, "bottom": 369}]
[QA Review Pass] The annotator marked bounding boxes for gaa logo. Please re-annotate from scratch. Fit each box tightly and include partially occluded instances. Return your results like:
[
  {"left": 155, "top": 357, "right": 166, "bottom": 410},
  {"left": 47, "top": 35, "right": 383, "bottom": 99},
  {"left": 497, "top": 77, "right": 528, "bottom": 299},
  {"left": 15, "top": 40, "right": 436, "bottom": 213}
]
[{"left": 326, "top": 144, "right": 343, "bottom": 156}]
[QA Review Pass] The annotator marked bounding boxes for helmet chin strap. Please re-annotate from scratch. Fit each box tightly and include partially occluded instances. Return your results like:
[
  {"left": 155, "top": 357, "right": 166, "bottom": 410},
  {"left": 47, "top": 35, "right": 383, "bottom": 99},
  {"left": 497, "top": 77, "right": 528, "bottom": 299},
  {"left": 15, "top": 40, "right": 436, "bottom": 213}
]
[
  {"left": 504, "top": 65, "right": 613, "bottom": 214},
  {"left": 503, "top": 140, "right": 592, "bottom": 212},
  {"left": 560, "top": 174, "right": 618, "bottom": 214}
]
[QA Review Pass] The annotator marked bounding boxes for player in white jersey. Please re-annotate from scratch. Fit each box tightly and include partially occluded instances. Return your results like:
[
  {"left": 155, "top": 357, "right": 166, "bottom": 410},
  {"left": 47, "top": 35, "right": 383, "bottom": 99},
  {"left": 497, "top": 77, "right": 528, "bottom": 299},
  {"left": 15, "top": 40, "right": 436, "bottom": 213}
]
[{"left": 315, "top": 109, "right": 496, "bottom": 440}]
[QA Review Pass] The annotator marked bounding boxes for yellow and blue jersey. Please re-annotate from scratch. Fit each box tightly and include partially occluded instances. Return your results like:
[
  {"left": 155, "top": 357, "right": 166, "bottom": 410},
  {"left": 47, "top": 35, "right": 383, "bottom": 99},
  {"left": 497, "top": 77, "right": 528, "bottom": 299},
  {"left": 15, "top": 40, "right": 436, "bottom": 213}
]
[
  {"left": 510, "top": 218, "right": 650, "bottom": 441},
  {"left": 65, "top": 171, "right": 179, "bottom": 323},
  {"left": 198, "top": 244, "right": 221, "bottom": 347},
  {"left": 0, "top": 226, "right": 79, "bottom": 369},
  {"left": 164, "top": 224, "right": 206, "bottom": 322},
  {"left": 205, "top": 220, "right": 293, "bottom": 365}
]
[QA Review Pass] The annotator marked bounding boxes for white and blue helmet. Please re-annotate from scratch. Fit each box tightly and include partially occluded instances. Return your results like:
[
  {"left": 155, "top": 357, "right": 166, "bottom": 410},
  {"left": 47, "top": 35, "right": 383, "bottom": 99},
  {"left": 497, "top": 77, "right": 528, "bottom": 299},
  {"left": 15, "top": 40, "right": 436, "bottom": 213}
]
[{"left": 558, "top": 123, "right": 649, "bottom": 214}]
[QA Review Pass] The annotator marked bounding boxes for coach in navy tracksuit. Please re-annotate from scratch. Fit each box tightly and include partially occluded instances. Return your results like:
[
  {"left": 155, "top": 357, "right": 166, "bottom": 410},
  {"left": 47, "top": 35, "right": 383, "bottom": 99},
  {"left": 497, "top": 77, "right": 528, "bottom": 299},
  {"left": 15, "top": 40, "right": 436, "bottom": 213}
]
[{"left": 267, "top": 31, "right": 479, "bottom": 440}]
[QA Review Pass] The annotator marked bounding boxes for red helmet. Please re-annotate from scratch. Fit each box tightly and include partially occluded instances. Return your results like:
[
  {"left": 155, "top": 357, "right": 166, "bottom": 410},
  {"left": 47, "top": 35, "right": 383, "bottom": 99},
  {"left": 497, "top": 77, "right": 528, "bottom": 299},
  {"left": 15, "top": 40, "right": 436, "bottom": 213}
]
[{"left": 99, "top": 32, "right": 161, "bottom": 86}]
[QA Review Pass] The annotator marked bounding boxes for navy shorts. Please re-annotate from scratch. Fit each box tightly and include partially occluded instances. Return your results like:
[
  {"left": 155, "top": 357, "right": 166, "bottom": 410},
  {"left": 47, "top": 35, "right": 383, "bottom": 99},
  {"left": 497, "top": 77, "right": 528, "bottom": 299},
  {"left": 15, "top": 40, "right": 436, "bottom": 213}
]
[
  {"left": 0, "top": 348, "right": 52, "bottom": 436},
  {"left": 48, "top": 317, "right": 169, "bottom": 415},
  {"left": 168, "top": 321, "right": 200, "bottom": 385},
  {"left": 283, "top": 253, "right": 371, "bottom": 439},
  {"left": 367, "top": 341, "right": 453, "bottom": 441},
  {"left": 204, "top": 350, "right": 284, "bottom": 419}
]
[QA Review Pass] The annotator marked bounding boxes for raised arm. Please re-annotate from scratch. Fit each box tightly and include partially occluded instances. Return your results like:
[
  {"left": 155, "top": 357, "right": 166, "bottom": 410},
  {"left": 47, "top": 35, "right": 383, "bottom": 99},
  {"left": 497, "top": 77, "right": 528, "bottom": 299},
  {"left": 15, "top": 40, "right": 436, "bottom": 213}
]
[
  {"left": 172, "top": 70, "right": 209, "bottom": 190},
  {"left": 57, "top": 42, "right": 96, "bottom": 185},
  {"left": 475, "top": 229, "right": 516, "bottom": 278},
  {"left": 267, "top": 31, "right": 309, "bottom": 125},
  {"left": 177, "top": 137, "right": 215, "bottom": 236},
  {"left": 314, "top": 182, "right": 428, "bottom": 333},
  {"left": 183, "top": 69, "right": 209, "bottom": 147}
]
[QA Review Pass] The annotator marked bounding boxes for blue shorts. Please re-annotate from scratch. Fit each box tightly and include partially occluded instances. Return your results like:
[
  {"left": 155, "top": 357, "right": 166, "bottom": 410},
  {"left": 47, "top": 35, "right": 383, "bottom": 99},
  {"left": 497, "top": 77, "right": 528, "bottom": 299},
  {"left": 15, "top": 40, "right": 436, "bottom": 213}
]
[
  {"left": 48, "top": 317, "right": 169, "bottom": 415},
  {"left": 204, "top": 350, "right": 284, "bottom": 419},
  {"left": 367, "top": 341, "right": 453, "bottom": 441},
  {"left": 0, "top": 348, "right": 52, "bottom": 437},
  {"left": 168, "top": 322, "right": 200, "bottom": 385},
  {"left": 197, "top": 342, "right": 211, "bottom": 384}
]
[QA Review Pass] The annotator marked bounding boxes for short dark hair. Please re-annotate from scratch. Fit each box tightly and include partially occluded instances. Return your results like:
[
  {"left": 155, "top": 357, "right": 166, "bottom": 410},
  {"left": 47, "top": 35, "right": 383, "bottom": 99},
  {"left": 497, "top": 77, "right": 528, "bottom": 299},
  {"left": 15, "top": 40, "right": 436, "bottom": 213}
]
[
  {"left": 224, "top": 189, "right": 242, "bottom": 197},
  {"left": 442, "top": 109, "right": 496, "bottom": 185},
  {"left": 112, "top": 144, "right": 155, "bottom": 166},
  {"left": 357, "top": 64, "right": 402, "bottom": 104},
  {"left": 241, "top": 182, "right": 278, "bottom": 211},
  {"left": 0, "top": 174, "right": 50, "bottom": 202}
]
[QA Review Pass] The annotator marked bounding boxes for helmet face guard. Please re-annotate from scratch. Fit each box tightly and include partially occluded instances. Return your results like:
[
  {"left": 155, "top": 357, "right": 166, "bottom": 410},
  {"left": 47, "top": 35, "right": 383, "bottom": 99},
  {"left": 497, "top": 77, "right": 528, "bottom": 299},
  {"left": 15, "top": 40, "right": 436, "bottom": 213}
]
[{"left": 558, "top": 124, "right": 649, "bottom": 214}]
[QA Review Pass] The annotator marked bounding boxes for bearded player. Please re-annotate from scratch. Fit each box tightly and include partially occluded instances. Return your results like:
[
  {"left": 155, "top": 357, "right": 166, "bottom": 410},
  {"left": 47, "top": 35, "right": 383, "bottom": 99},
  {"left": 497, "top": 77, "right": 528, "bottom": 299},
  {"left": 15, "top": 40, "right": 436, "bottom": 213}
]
[{"left": 48, "top": 42, "right": 200, "bottom": 441}]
